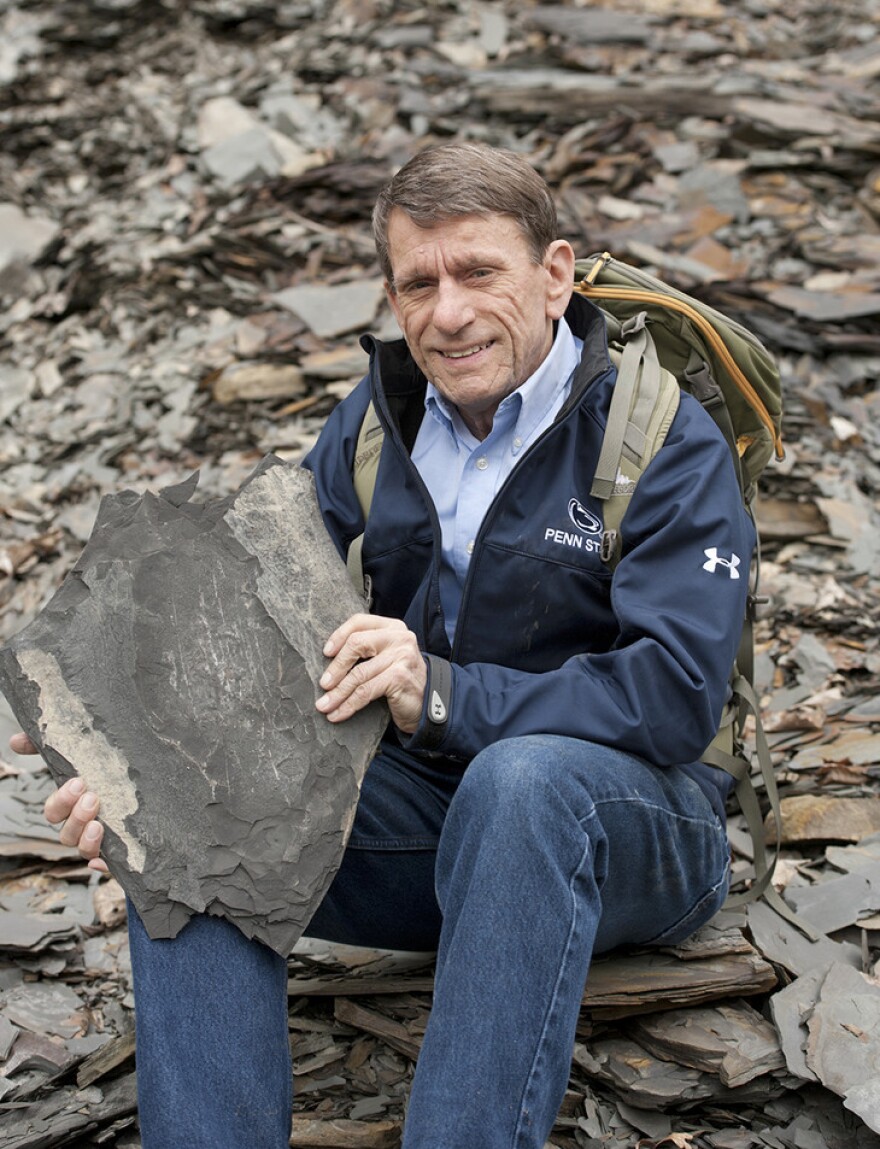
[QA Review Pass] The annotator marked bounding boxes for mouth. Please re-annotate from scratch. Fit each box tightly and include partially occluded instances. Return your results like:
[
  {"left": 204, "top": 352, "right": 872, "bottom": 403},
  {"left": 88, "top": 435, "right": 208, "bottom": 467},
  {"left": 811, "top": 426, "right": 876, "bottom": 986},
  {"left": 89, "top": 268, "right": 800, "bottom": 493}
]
[{"left": 438, "top": 341, "right": 494, "bottom": 361}]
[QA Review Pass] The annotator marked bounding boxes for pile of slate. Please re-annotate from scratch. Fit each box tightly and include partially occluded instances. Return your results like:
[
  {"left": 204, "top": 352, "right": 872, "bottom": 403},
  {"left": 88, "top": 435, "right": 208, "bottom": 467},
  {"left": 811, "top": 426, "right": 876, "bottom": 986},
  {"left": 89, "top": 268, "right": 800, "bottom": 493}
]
[{"left": 1, "top": 0, "right": 879, "bottom": 1146}]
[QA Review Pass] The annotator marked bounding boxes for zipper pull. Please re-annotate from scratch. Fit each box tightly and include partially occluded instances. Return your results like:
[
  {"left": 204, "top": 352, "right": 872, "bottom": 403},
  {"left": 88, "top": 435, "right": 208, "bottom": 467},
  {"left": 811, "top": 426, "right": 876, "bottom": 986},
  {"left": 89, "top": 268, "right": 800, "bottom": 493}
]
[{"left": 579, "top": 251, "right": 612, "bottom": 289}]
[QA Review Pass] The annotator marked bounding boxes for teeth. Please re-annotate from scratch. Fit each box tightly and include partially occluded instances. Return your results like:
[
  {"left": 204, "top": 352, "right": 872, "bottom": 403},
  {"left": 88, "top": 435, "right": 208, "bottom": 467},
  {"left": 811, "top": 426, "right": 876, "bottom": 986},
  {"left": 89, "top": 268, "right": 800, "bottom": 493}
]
[{"left": 445, "top": 343, "right": 489, "bottom": 359}]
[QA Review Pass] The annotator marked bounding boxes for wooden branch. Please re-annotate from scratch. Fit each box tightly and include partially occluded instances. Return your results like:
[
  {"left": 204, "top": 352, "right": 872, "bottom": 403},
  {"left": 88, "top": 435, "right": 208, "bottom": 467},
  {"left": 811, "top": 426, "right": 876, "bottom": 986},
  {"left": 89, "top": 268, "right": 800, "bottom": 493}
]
[
  {"left": 289, "top": 1117, "right": 401, "bottom": 1148},
  {"left": 333, "top": 999, "right": 422, "bottom": 1061}
]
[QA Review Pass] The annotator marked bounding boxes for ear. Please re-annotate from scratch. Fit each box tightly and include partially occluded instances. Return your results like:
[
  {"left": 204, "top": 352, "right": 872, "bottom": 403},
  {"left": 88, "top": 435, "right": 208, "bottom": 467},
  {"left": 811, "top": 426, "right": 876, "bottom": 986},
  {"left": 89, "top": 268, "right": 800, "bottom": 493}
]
[{"left": 544, "top": 240, "right": 576, "bottom": 321}]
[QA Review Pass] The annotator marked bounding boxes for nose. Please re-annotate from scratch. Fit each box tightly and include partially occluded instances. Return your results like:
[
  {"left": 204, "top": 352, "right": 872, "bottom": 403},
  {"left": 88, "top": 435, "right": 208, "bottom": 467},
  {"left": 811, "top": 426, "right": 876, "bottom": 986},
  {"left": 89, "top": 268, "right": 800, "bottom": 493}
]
[{"left": 432, "top": 279, "right": 475, "bottom": 334}]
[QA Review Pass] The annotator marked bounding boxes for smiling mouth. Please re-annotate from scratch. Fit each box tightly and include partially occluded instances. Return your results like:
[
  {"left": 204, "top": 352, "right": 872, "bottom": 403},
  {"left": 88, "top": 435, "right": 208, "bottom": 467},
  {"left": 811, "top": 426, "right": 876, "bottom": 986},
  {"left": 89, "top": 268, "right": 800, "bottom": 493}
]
[{"left": 439, "top": 341, "right": 493, "bottom": 361}]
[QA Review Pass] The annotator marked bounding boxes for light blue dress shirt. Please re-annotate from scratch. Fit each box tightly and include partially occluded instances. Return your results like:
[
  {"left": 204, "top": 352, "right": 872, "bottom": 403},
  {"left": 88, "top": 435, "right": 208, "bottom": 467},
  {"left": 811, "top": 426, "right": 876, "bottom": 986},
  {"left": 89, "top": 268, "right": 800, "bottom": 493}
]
[{"left": 412, "top": 317, "right": 584, "bottom": 643}]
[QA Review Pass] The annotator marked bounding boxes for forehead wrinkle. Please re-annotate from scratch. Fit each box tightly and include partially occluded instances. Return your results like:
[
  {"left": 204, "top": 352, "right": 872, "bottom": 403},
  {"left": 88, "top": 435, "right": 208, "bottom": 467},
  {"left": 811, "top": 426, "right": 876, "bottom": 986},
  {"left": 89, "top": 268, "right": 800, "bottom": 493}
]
[
  {"left": 395, "top": 243, "right": 517, "bottom": 290},
  {"left": 388, "top": 212, "right": 527, "bottom": 288}
]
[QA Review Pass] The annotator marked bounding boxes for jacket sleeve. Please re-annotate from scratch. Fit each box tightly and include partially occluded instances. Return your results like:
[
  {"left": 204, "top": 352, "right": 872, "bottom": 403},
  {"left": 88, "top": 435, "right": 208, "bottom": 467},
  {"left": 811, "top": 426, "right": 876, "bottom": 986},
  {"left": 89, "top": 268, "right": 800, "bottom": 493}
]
[{"left": 405, "top": 397, "right": 757, "bottom": 768}]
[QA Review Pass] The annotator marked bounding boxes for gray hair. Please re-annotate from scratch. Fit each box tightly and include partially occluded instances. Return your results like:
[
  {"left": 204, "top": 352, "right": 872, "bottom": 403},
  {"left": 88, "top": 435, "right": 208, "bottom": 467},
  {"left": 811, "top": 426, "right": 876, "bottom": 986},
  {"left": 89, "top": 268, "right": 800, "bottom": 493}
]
[{"left": 372, "top": 142, "right": 558, "bottom": 285}]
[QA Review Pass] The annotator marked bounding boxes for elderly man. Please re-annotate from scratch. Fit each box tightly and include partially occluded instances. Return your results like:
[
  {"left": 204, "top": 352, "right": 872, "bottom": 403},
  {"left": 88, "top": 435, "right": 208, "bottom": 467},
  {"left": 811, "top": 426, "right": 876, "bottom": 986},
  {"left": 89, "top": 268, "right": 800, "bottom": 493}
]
[{"left": 14, "top": 143, "right": 753, "bottom": 1149}]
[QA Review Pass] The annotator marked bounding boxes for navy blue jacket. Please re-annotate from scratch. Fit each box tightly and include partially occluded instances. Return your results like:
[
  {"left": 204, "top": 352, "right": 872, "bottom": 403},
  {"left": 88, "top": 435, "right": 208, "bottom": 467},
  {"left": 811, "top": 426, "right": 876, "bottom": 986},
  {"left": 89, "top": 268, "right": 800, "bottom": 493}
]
[{"left": 303, "top": 294, "right": 756, "bottom": 817}]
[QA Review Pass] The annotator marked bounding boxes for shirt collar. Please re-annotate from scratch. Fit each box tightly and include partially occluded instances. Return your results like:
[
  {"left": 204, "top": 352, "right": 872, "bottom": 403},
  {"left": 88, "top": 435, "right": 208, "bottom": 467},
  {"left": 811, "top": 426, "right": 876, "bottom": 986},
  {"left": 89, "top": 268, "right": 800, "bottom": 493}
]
[{"left": 423, "top": 317, "right": 581, "bottom": 447}]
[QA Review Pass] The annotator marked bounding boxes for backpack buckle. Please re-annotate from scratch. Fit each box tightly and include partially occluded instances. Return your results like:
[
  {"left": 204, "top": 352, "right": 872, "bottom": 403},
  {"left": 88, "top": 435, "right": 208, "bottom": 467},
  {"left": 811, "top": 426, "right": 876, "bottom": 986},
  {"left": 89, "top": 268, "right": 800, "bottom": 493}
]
[{"left": 600, "top": 530, "right": 618, "bottom": 564}]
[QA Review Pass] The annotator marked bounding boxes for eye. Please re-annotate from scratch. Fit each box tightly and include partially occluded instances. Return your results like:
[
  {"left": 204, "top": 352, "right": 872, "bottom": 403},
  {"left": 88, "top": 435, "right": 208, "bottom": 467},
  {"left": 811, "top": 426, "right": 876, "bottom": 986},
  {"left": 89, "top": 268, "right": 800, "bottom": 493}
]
[{"left": 401, "top": 279, "right": 432, "bottom": 296}]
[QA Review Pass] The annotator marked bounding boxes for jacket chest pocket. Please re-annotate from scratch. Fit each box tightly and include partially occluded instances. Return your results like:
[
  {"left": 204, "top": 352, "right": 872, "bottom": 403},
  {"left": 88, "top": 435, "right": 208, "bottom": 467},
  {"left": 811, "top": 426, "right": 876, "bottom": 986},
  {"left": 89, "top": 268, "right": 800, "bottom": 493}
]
[{"left": 457, "top": 541, "right": 616, "bottom": 673}]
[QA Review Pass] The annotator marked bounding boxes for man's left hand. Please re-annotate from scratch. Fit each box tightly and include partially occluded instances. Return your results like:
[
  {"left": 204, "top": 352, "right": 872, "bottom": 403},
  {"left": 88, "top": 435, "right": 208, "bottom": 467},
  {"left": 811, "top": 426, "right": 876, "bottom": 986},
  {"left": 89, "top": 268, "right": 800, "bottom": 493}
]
[{"left": 316, "top": 614, "right": 426, "bottom": 734}]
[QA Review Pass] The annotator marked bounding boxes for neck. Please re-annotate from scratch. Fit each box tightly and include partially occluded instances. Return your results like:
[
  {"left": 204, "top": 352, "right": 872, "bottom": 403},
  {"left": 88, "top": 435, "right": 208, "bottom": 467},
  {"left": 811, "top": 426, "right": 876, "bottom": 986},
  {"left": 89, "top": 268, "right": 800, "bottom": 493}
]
[{"left": 459, "top": 406, "right": 496, "bottom": 441}]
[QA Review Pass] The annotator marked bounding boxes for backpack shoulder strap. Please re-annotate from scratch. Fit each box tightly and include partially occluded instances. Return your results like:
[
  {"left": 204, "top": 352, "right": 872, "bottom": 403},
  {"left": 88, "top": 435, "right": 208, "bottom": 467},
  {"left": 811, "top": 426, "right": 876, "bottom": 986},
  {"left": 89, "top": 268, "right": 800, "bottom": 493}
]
[
  {"left": 592, "top": 313, "right": 680, "bottom": 568},
  {"left": 346, "top": 400, "right": 384, "bottom": 602},
  {"left": 591, "top": 315, "right": 817, "bottom": 933},
  {"left": 703, "top": 676, "right": 821, "bottom": 939},
  {"left": 353, "top": 400, "right": 384, "bottom": 519}
]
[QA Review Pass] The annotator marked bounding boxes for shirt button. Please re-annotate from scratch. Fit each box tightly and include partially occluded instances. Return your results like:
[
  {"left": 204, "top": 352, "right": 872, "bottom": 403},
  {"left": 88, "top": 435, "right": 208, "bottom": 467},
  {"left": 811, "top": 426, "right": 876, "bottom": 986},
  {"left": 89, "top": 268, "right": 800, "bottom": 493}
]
[
  {"left": 513, "top": 437, "right": 523, "bottom": 449},
  {"left": 476, "top": 456, "right": 489, "bottom": 471},
  {"left": 466, "top": 540, "right": 475, "bottom": 555}
]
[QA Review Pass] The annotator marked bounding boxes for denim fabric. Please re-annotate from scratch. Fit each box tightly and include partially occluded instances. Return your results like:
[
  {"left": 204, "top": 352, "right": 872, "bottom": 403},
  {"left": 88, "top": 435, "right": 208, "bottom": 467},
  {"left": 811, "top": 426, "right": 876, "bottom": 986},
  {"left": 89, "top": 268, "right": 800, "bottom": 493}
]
[
  {"left": 128, "top": 907, "right": 291, "bottom": 1149},
  {"left": 128, "top": 736, "right": 729, "bottom": 1149}
]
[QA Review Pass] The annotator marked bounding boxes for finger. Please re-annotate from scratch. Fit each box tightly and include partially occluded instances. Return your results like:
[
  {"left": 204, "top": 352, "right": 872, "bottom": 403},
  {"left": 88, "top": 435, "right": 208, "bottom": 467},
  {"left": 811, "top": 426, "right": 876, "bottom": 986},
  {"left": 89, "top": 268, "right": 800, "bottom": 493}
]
[
  {"left": 319, "top": 632, "right": 377, "bottom": 691},
  {"left": 320, "top": 622, "right": 407, "bottom": 691},
  {"left": 317, "top": 659, "right": 393, "bottom": 722},
  {"left": 57, "top": 792, "right": 101, "bottom": 849},
  {"left": 43, "top": 776, "right": 108, "bottom": 870},
  {"left": 78, "top": 818, "right": 105, "bottom": 861},
  {"left": 9, "top": 732, "right": 38, "bottom": 755},
  {"left": 318, "top": 640, "right": 423, "bottom": 723},
  {"left": 322, "top": 613, "right": 402, "bottom": 659},
  {"left": 322, "top": 612, "right": 372, "bottom": 658},
  {"left": 318, "top": 632, "right": 410, "bottom": 706},
  {"left": 44, "top": 776, "right": 86, "bottom": 824}
]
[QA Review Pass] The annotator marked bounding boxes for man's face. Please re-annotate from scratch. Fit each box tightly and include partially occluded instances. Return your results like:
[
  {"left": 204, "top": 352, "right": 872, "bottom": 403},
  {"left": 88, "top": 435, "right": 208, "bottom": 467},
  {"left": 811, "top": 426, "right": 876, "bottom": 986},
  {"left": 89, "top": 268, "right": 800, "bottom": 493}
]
[{"left": 385, "top": 209, "right": 574, "bottom": 438}]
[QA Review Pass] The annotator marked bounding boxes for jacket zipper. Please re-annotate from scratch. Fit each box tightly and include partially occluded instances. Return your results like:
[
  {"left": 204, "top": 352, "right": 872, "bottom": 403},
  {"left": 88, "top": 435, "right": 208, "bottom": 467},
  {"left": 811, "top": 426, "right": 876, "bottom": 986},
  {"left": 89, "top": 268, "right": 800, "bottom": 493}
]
[
  {"left": 449, "top": 361, "right": 615, "bottom": 663},
  {"left": 368, "top": 376, "right": 449, "bottom": 653}
]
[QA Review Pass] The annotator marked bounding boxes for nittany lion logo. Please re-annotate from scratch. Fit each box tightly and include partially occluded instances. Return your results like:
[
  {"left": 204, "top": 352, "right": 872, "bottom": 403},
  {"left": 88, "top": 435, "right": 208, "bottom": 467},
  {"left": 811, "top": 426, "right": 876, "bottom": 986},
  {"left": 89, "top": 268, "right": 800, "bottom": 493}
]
[{"left": 567, "top": 498, "right": 602, "bottom": 535}]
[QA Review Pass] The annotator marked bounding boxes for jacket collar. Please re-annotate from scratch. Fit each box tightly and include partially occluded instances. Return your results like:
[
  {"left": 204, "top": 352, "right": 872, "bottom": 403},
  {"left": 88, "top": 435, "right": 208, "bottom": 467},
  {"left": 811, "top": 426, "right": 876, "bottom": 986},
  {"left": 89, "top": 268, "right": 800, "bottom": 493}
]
[{"left": 360, "top": 293, "right": 612, "bottom": 449}]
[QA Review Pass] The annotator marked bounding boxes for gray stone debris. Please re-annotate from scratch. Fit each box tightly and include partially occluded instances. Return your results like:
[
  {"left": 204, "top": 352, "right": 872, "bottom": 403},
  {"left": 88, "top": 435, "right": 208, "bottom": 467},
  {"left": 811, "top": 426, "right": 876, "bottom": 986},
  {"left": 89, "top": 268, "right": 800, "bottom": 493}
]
[
  {"left": 273, "top": 279, "right": 387, "bottom": 340},
  {"left": 0, "top": 365, "right": 35, "bottom": 425},
  {"left": 799, "top": 962, "right": 880, "bottom": 1134},
  {"left": 0, "top": 202, "right": 58, "bottom": 295},
  {"left": 197, "top": 96, "right": 319, "bottom": 186},
  {"left": 0, "top": 8, "right": 46, "bottom": 85},
  {"left": 784, "top": 861, "right": 880, "bottom": 934},
  {"left": 0, "top": 459, "right": 388, "bottom": 956},
  {"left": 260, "top": 90, "right": 346, "bottom": 152},
  {"left": 746, "top": 900, "right": 862, "bottom": 979}
]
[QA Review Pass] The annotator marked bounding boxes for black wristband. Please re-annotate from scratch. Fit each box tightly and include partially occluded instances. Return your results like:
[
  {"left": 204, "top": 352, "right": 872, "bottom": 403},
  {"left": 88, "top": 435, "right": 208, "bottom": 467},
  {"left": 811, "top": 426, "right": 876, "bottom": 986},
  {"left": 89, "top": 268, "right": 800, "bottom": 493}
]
[{"left": 422, "top": 654, "right": 452, "bottom": 750}]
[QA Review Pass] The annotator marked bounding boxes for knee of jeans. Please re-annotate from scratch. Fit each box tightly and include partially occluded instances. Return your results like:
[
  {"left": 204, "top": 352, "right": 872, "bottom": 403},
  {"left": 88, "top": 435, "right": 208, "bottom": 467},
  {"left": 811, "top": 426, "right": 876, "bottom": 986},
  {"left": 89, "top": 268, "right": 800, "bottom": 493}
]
[{"left": 455, "top": 736, "right": 593, "bottom": 833}]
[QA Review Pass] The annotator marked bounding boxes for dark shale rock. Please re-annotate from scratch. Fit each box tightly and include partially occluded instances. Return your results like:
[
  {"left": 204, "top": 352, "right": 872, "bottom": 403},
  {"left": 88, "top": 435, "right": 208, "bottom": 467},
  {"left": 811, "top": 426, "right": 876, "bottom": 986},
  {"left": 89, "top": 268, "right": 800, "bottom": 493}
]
[{"left": 0, "top": 458, "right": 388, "bottom": 956}]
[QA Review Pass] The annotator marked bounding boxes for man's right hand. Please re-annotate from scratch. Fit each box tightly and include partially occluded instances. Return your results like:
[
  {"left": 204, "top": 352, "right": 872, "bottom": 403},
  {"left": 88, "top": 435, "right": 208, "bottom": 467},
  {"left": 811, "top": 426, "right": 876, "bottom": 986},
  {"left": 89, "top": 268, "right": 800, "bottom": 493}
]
[{"left": 9, "top": 734, "right": 108, "bottom": 873}]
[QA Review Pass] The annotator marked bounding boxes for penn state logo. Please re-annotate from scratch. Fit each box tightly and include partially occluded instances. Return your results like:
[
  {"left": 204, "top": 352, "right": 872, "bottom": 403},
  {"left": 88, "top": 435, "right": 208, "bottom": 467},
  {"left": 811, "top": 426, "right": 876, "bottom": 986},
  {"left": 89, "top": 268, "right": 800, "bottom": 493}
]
[{"left": 567, "top": 497, "right": 602, "bottom": 536}]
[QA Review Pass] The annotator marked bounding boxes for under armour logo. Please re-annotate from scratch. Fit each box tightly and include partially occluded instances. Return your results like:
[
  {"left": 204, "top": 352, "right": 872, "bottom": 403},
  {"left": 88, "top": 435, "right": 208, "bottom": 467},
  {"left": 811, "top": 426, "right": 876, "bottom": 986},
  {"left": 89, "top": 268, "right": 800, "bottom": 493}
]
[
  {"left": 430, "top": 691, "right": 447, "bottom": 723},
  {"left": 703, "top": 547, "right": 741, "bottom": 578}
]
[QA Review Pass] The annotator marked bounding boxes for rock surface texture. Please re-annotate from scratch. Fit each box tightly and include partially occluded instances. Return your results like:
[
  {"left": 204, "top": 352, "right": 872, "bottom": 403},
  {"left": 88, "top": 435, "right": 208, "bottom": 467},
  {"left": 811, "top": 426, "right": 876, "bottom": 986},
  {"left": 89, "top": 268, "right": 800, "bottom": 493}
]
[{"left": 0, "top": 459, "right": 387, "bottom": 955}]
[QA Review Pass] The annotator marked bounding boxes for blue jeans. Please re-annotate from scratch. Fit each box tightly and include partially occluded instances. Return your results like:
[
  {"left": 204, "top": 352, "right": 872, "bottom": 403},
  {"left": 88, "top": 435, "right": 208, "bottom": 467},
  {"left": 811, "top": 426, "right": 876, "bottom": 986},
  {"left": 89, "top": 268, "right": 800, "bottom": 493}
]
[{"left": 128, "top": 736, "right": 729, "bottom": 1149}]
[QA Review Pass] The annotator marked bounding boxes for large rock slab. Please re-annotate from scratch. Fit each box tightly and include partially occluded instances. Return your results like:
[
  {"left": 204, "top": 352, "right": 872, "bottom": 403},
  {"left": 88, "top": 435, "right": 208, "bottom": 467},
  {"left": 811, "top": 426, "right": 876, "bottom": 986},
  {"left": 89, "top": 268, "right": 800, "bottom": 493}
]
[
  {"left": 803, "top": 962, "right": 880, "bottom": 1134},
  {"left": 0, "top": 458, "right": 388, "bottom": 955}
]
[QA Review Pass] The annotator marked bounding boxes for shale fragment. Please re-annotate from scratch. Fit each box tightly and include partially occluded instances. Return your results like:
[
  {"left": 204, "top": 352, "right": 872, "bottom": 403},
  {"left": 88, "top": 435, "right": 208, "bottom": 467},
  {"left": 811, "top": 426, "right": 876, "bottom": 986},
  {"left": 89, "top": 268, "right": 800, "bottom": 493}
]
[{"left": 0, "top": 459, "right": 387, "bottom": 956}]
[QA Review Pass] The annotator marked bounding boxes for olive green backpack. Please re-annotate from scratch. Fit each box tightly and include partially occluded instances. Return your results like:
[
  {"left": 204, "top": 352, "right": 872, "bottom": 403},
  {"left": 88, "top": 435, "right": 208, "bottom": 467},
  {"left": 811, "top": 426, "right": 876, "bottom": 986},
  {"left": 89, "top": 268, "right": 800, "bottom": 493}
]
[{"left": 348, "top": 252, "right": 810, "bottom": 934}]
